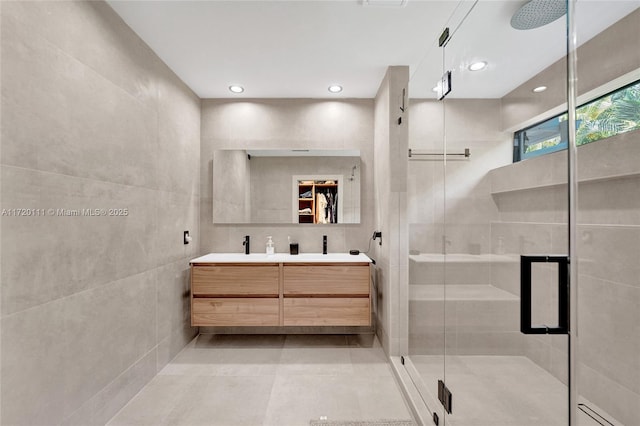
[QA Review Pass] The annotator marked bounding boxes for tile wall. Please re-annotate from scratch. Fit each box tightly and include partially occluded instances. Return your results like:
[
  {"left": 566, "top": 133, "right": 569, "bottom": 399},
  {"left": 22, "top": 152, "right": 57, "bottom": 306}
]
[
  {"left": 0, "top": 2, "right": 200, "bottom": 424},
  {"left": 200, "top": 98, "right": 375, "bottom": 257},
  {"left": 372, "top": 66, "right": 410, "bottom": 356}
]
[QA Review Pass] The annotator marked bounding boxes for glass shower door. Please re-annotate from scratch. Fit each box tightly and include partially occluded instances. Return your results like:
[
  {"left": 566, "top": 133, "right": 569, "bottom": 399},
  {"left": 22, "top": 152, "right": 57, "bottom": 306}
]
[
  {"left": 439, "top": 2, "right": 570, "bottom": 425},
  {"left": 406, "top": 0, "right": 579, "bottom": 424},
  {"left": 406, "top": 1, "right": 639, "bottom": 425}
]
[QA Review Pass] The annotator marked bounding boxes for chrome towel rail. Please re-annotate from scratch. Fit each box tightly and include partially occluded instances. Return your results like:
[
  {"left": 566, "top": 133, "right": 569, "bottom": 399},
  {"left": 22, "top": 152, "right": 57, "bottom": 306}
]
[{"left": 408, "top": 148, "right": 470, "bottom": 161}]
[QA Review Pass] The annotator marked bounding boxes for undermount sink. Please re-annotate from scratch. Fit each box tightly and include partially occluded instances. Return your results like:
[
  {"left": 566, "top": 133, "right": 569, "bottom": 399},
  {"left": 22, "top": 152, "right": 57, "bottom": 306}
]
[{"left": 190, "top": 252, "right": 372, "bottom": 264}]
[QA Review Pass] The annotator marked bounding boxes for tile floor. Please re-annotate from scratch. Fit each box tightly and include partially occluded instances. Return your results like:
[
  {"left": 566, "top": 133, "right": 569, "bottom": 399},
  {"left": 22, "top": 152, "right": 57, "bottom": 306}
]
[
  {"left": 409, "top": 355, "right": 624, "bottom": 426},
  {"left": 411, "top": 355, "right": 568, "bottom": 426},
  {"left": 107, "top": 334, "right": 414, "bottom": 426}
]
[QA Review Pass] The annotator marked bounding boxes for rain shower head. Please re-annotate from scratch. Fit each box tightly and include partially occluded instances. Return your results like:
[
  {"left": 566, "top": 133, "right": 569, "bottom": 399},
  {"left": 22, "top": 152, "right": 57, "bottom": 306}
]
[{"left": 510, "top": 0, "right": 567, "bottom": 30}]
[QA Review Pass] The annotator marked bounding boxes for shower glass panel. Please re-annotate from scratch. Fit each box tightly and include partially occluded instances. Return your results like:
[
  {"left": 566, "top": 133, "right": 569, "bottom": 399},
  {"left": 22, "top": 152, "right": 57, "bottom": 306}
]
[
  {"left": 406, "top": 1, "right": 477, "bottom": 420},
  {"left": 405, "top": 0, "right": 590, "bottom": 424},
  {"left": 442, "top": 2, "right": 569, "bottom": 425},
  {"left": 574, "top": 3, "right": 640, "bottom": 426}
]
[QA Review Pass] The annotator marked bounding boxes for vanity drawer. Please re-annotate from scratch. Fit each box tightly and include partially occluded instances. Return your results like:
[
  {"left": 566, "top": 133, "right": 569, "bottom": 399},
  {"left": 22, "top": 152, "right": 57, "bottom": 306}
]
[
  {"left": 283, "top": 297, "right": 370, "bottom": 326},
  {"left": 191, "top": 265, "right": 279, "bottom": 296},
  {"left": 192, "top": 298, "right": 279, "bottom": 326},
  {"left": 283, "top": 264, "right": 370, "bottom": 296}
]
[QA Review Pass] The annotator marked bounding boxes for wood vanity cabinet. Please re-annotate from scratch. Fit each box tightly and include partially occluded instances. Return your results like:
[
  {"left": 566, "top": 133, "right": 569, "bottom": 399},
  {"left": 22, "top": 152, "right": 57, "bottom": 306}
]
[
  {"left": 191, "top": 264, "right": 280, "bottom": 326},
  {"left": 190, "top": 262, "right": 371, "bottom": 327},
  {"left": 283, "top": 264, "right": 370, "bottom": 326}
]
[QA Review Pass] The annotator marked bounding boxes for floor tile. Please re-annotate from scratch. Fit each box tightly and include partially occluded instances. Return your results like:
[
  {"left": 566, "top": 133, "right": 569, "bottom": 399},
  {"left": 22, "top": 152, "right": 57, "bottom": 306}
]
[
  {"left": 164, "top": 376, "right": 275, "bottom": 426},
  {"left": 283, "top": 334, "right": 349, "bottom": 348},
  {"left": 195, "top": 334, "right": 286, "bottom": 349},
  {"left": 409, "top": 355, "right": 567, "bottom": 426},
  {"left": 107, "top": 375, "right": 198, "bottom": 425},
  {"left": 263, "top": 375, "right": 362, "bottom": 426},
  {"left": 107, "top": 334, "right": 413, "bottom": 426},
  {"left": 353, "top": 376, "right": 413, "bottom": 421},
  {"left": 277, "top": 347, "right": 354, "bottom": 376}
]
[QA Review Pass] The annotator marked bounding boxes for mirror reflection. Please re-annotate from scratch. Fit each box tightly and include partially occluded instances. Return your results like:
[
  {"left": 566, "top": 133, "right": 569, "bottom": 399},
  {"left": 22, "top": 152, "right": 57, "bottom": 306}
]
[{"left": 212, "top": 149, "right": 361, "bottom": 224}]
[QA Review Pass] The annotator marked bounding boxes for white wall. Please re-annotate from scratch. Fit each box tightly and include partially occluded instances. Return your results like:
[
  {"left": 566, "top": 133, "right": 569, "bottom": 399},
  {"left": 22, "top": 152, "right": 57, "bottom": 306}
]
[{"left": 1, "top": 2, "right": 200, "bottom": 424}]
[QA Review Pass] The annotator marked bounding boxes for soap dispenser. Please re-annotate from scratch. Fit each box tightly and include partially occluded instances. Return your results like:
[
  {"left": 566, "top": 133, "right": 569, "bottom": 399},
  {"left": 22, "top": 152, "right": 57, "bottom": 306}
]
[{"left": 266, "top": 236, "right": 275, "bottom": 255}]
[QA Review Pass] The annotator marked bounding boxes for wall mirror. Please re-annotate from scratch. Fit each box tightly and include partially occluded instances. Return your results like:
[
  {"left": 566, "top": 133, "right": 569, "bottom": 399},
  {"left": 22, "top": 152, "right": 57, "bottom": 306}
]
[{"left": 212, "top": 149, "right": 361, "bottom": 224}]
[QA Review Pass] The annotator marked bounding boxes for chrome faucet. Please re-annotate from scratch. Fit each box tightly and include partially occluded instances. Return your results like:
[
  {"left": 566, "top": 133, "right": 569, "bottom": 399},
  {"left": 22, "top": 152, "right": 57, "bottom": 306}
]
[
  {"left": 323, "top": 235, "right": 327, "bottom": 255},
  {"left": 243, "top": 235, "right": 250, "bottom": 255}
]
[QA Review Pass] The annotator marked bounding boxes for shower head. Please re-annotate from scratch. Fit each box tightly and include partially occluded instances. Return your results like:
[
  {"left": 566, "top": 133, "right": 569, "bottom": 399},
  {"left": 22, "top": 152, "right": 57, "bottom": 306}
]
[{"left": 510, "top": 0, "right": 566, "bottom": 30}]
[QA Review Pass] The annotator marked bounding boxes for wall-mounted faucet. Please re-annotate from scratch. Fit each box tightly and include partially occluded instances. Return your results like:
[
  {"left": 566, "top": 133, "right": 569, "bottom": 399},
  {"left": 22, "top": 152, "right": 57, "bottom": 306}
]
[
  {"left": 323, "top": 235, "right": 327, "bottom": 255},
  {"left": 243, "top": 235, "right": 250, "bottom": 255}
]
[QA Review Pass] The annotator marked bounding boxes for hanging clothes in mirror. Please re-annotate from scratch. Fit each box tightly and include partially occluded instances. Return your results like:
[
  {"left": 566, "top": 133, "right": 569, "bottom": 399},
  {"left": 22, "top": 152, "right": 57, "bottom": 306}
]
[{"left": 316, "top": 192, "right": 328, "bottom": 224}]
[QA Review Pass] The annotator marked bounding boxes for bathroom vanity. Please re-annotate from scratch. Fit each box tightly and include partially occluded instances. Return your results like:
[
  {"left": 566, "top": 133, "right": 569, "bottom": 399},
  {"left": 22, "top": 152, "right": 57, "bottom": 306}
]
[{"left": 189, "top": 253, "right": 372, "bottom": 327}]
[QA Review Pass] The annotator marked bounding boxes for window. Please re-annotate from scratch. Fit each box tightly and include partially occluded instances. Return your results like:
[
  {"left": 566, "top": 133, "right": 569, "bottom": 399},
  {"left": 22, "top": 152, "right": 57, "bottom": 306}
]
[{"left": 514, "top": 79, "right": 640, "bottom": 162}]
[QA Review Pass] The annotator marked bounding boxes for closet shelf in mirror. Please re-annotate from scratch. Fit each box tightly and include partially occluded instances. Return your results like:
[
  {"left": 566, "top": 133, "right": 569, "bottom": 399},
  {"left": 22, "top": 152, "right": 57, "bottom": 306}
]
[{"left": 297, "top": 179, "right": 339, "bottom": 224}]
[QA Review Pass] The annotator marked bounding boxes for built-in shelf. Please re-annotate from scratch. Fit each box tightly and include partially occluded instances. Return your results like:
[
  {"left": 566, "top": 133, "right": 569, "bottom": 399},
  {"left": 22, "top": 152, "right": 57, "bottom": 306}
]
[
  {"left": 490, "top": 129, "right": 640, "bottom": 195},
  {"left": 409, "top": 284, "right": 518, "bottom": 302},
  {"left": 409, "top": 253, "right": 519, "bottom": 264}
]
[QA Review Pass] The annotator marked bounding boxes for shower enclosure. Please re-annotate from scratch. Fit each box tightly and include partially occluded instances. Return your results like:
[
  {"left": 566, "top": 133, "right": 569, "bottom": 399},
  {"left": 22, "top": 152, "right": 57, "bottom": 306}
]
[{"left": 404, "top": 1, "right": 639, "bottom": 425}]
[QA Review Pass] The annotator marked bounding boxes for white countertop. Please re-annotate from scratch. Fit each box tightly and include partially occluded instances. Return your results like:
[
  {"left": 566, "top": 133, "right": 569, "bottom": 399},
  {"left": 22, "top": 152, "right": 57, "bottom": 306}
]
[{"left": 190, "top": 252, "right": 372, "bottom": 264}]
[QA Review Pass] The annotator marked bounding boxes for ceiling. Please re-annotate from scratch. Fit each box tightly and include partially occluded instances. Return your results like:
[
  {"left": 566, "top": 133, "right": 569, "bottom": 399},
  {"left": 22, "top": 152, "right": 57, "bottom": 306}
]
[{"left": 107, "top": 0, "right": 639, "bottom": 99}]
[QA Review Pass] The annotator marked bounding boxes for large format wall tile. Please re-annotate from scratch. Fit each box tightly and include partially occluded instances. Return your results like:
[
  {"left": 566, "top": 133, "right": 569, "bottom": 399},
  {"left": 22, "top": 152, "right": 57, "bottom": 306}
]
[
  {"left": 157, "top": 69, "right": 201, "bottom": 195},
  {"left": 1, "top": 298, "right": 67, "bottom": 425},
  {"left": 62, "top": 349, "right": 157, "bottom": 426},
  {"left": 2, "top": 270, "right": 161, "bottom": 423},
  {"left": 578, "top": 225, "right": 640, "bottom": 287},
  {"left": 201, "top": 99, "right": 372, "bottom": 146},
  {"left": 1, "top": 166, "right": 157, "bottom": 315},
  {"left": 2, "top": 1, "right": 161, "bottom": 105},
  {"left": 579, "top": 361, "right": 640, "bottom": 426},
  {"left": 200, "top": 98, "right": 375, "bottom": 262},
  {"left": 578, "top": 176, "right": 640, "bottom": 226},
  {"left": 156, "top": 258, "right": 193, "bottom": 344},
  {"left": 63, "top": 271, "right": 157, "bottom": 419},
  {"left": 1, "top": 14, "right": 159, "bottom": 188},
  {"left": 2, "top": 271, "right": 157, "bottom": 425},
  {"left": 578, "top": 275, "right": 640, "bottom": 394},
  {"left": 1, "top": 1, "right": 200, "bottom": 424},
  {"left": 153, "top": 192, "right": 199, "bottom": 267}
]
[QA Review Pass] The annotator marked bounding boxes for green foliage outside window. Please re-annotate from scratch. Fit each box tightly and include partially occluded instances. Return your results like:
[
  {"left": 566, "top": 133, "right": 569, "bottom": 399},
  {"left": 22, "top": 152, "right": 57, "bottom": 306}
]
[
  {"left": 576, "top": 82, "right": 640, "bottom": 146},
  {"left": 524, "top": 135, "right": 561, "bottom": 153},
  {"left": 515, "top": 80, "right": 640, "bottom": 161}
]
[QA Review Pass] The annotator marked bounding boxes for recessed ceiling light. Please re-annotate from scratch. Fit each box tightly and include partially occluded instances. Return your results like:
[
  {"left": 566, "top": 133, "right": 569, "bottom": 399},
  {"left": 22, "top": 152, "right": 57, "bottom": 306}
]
[
  {"left": 532, "top": 86, "right": 548, "bottom": 93},
  {"left": 228, "top": 85, "right": 244, "bottom": 93},
  {"left": 468, "top": 61, "right": 488, "bottom": 71},
  {"left": 328, "top": 85, "right": 343, "bottom": 93}
]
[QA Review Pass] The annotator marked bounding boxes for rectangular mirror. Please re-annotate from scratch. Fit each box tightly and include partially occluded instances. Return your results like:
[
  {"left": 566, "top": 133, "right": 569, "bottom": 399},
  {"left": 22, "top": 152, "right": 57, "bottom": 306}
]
[{"left": 212, "top": 149, "right": 361, "bottom": 224}]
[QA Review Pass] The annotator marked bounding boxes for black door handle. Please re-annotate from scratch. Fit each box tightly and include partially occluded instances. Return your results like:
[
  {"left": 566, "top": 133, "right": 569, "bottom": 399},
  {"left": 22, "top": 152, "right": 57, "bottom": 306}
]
[{"left": 520, "top": 255, "right": 569, "bottom": 335}]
